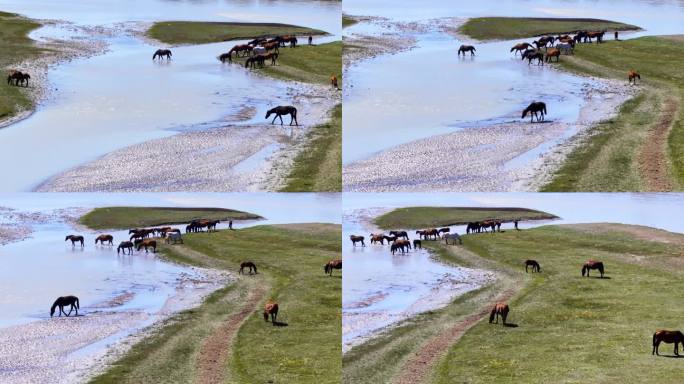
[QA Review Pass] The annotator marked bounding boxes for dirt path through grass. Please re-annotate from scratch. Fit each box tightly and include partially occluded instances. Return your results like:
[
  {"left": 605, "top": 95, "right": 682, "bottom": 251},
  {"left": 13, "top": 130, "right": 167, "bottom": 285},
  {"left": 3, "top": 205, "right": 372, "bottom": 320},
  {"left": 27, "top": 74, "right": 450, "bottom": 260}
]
[{"left": 639, "top": 97, "right": 679, "bottom": 191}]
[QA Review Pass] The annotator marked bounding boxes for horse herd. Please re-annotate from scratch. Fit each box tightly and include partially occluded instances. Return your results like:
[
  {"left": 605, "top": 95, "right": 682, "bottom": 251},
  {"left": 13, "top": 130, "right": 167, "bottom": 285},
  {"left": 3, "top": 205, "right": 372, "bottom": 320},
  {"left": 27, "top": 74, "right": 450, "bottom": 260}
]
[{"left": 6, "top": 70, "right": 30, "bottom": 87}]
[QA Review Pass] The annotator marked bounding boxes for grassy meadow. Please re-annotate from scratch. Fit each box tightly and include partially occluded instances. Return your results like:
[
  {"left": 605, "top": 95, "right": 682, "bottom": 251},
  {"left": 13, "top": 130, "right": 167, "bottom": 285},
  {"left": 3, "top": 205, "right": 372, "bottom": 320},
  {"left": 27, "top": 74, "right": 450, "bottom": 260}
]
[{"left": 147, "top": 21, "right": 325, "bottom": 45}]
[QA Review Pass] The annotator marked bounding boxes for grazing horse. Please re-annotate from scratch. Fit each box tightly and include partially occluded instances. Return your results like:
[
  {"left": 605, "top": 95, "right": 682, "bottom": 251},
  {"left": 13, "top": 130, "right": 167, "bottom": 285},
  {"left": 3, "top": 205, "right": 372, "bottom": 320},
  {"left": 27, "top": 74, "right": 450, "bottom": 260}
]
[
  {"left": 117, "top": 241, "right": 134, "bottom": 255},
  {"left": 628, "top": 70, "right": 640, "bottom": 85},
  {"left": 245, "top": 56, "right": 261, "bottom": 69},
  {"left": 218, "top": 52, "right": 232, "bottom": 63},
  {"left": 50, "top": 295, "right": 80, "bottom": 317},
  {"left": 95, "top": 234, "right": 113, "bottom": 245},
  {"left": 545, "top": 48, "right": 561, "bottom": 63},
  {"left": 370, "top": 234, "right": 385, "bottom": 245},
  {"left": 153, "top": 49, "right": 172, "bottom": 60},
  {"left": 525, "top": 259, "right": 541, "bottom": 273},
  {"left": 444, "top": 233, "right": 463, "bottom": 245},
  {"left": 458, "top": 45, "right": 476, "bottom": 56},
  {"left": 263, "top": 300, "right": 279, "bottom": 324},
  {"left": 653, "top": 330, "right": 684, "bottom": 356},
  {"left": 489, "top": 302, "right": 509, "bottom": 325},
  {"left": 587, "top": 31, "right": 605, "bottom": 44},
  {"left": 266, "top": 106, "right": 298, "bottom": 126},
  {"left": 522, "top": 101, "right": 547, "bottom": 123},
  {"left": 7, "top": 71, "right": 30, "bottom": 86},
  {"left": 527, "top": 51, "right": 544, "bottom": 66},
  {"left": 324, "top": 259, "right": 342, "bottom": 276},
  {"left": 165, "top": 232, "right": 183, "bottom": 244},
  {"left": 229, "top": 44, "right": 252, "bottom": 57},
  {"left": 466, "top": 222, "right": 480, "bottom": 234},
  {"left": 582, "top": 260, "right": 605, "bottom": 278},
  {"left": 65, "top": 235, "right": 84, "bottom": 247},
  {"left": 136, "top": 239, "right": 157, "bottom": 253},
  {"left": 413, "top": 239, "right": 422, "bottom": 249},
  {"left": 331, "top": 75, "right": 339, "bottom": 90},
  {"left": 510, "top": 42, "right": 532, "bottom": 55},
  {"left": 240, "top": 261, "right": 258, "bottom": 275},
  {"left": 350, "top": 235, "right": 365, "bottom": 247},
  {"left": 391, "top": 239, "right": 411, "bottom": 255},
  {"left": 389, "top": 231, "right": 409, "bottom": 240}
]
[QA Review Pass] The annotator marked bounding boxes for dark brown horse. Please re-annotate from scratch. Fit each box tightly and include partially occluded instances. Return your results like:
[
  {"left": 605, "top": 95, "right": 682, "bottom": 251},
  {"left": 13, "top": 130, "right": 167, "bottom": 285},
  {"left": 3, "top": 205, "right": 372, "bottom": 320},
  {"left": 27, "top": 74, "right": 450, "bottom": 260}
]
[
  {"left": 383, "top": 235, "right": 397, "bottom": 243},
  {"left": 117, "top": 241, "right": 134, "bottom": 255},
  {"left": 438, "top": 227, "right": 451, "bottom": 236},
  {"left": 582, "top": 260, "right": 604, "bottom": 278},
  {"left": 153, "top": 49, "right": 172, "bottom": 60},
  {"left": 229, "top": 44, "right": 252, "bottom": 57},
  {"left": 65, "top": 235, "right": 84, "bottom": 247},
  {"left": 280, "top": 36, "right": 298, "bottom": 47},
  {"left": 7, "top": 71, "right": 30, "bottom": 86},
  {"left": 458, "top": 45, "right": 476, "bottom": 56},
  {"left": 391, "top": 239, "right": 411, "bottom": 255},
  {"left": 263, "top": 300, "right": 279, "bottom": 324},
  {"left": 50, "top": 295, "right": 79, "bottom": 317},
  {"left": 266, "top": 106, "right": 298, "bottom": 126},
  {"left": 324, "top": 259, "right": 342, "bottom": 276},
  {"left": 653, "top": 330, "right": 684, "bottom": 356},
  {"left": 370, "top": 234, "right": 385, "bottom": 245},
  {"left": 510, "top": 42, "right": 532, "bottom": 55},
  {"left": 262, "top": 41, "right": 280, "bottom": 53},
  {"left": 331, "top": 75, "right": 339, "bottom": 90},
  {"left": 95, "top": 234, "right": 114, "bottom": 245},
  {"left": 418, "top": 228, "right": 439, "bottom": 240},
  {"left": 389, "top": 231, "right": 409, "bottom": 240},
  {"left": 526, "top": 51, "right": 544, "bottom": 66},
  {"left": 525, "top": 259, "right": 541, "bottom": 273},
  {"left": 586, "top": 31, "right": 605, "bottom": 44},
  {"left": 218, "top": 52, "right": 232, "bottom": 63},
  {"left": 136, "top": 239, "right": 157, "bottom": 253},
  {"left": 522, "top": 101, "right": 547, "bottom": 123},
  {"left": 489, "top": 302, "right": 509, "bottom": 325},
  {"left": 261, "top": 52, "right": 279, "bottom": 66},
  {"left": 350, "top": 235, "right": 365, "bottom": 247},
  {"left": 628, "top": 70, "right": 640, "bottom": 85},
  {"left": 413, "top": 239, "right": 422, "bottom": 249},
  {"left": 240, "top": 261, "right": 258, "bottom": 275}
]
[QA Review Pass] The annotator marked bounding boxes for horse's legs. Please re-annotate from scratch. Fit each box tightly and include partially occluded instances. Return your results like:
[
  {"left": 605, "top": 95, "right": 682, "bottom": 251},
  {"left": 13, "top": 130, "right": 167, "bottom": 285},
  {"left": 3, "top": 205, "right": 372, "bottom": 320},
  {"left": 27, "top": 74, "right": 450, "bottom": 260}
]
[
  {"left": 279, "top": 114, "right": 284, "bottom": 125},
  {"left": 271, "top": 115, "right": 277, "bottom": 125}
]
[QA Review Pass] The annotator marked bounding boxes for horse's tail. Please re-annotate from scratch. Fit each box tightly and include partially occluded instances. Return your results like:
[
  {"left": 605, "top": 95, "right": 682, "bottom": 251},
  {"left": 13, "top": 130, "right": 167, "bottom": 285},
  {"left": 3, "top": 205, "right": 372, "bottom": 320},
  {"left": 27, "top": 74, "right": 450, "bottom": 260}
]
[
  {"left": 581, "top": 266, "right": 586, "bottom": 276},
  {"left": 542, "top": 104, "right": 547, "bottom": 115},
  {"left": 75, "top": 297, "right": 80, "bottom": 310},
  {"left": 489, "top": 307, "right": 496, "bottom": 323},
  {"left": 653, "top": 332, "right": 657, "bottom": 347}
]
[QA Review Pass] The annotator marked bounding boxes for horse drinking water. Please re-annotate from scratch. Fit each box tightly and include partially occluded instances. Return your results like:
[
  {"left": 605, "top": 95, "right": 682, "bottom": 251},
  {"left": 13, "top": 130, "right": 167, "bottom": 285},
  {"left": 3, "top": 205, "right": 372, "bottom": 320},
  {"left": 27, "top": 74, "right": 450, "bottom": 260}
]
[
  {"left": 50, "top": 295, "right": 80, "bottom": 317},
  {"left": 458, "top": 45, "right": 476, "bottom": 56},
  {"left": 266, "top": 106, "right": 298, "bottom": 126},
  {"left": 65, "top": 235, "right": 84, "bottom": 247},
  {"left": 153, "top": 49, "right": 172, "bottom": 60},
  {"left": 522, "top": 102, "right": 547, "bottom": 123}
]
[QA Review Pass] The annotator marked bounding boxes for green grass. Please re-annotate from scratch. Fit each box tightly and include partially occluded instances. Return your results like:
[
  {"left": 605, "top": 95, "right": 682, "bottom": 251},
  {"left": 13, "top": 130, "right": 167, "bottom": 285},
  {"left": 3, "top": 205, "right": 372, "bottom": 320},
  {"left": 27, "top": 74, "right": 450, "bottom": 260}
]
[
  {"left": 91, "top": 223, "right": 341, "bottom": 384},
  {"left": 374, "top": 207, "right": 558, "bottom": 230},
  {"left": 79, "top": 206, "right": 262, "bottom": 230},
  {"left": 459, "top": 17, "right": 639, "bottom": 41},
  {"left": 543, "top": 36, "right": 684, "bottom": 191},
  {"left": 0, "top": 11, "right": 44, "bottom": 120},
  {"left": 281, "top": 103, "right": 341, "bottom": 191},
  {"left": 432, "top": 224, "right": 684, "bottom": 383},
  {"left": 147, "top": 21, "right": 326, "bottom": 45},
  {"left": 343, "top": 16, "right": 358, "bottom": 28}
]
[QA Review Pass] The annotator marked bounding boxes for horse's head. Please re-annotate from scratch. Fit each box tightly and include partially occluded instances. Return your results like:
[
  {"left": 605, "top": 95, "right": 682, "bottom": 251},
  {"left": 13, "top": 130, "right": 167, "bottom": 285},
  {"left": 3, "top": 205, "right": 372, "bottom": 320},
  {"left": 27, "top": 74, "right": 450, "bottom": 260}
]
[
  {"left": 50, "top": 306, "right": 56, "bottom": 317},
  {"left": 65, "top": 235, "right": 70, "bottom": 241},
  {"left": 521, "top": 108, "right": 529, "bottom": 119},
  {"left": 263, "top": 311, "right": 269, "bottom": 321},
  {"left": 265, "top": 109, "right": 272, "bottom": 119}
]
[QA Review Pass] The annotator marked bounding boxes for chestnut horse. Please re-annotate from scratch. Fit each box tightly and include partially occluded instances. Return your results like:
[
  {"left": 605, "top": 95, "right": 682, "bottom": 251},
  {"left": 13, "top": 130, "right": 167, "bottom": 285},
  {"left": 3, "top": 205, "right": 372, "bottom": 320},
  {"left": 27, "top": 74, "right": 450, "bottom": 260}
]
[
  {"left": 581, "top": 260, "right": 604, "bottom": 278},
  {"left": 50, "top": 295, "right": 79, "bottom": 317},
  {"left": 653, "top": 330, "right": 684, "bottom": 356},
  {"left": 510, "top": 42, "right": 532, "bottom": 55},
  {"left": 489, "top": 303, "right": 509, "bottom": 325},
  {"left": 240, "top": 261, "right": 258, "bottom": 275},
  {"left": 117, "top": 241, "right": 134, "bottom": 255},
  {"left": 545, "top": 48, "right": 561, "bottom": 63},
  {"left": 136, "top": 239, "right": 157, "bottom": 253},
  {"left": 350, "top": 235, "right": 365, "bottom": 247},
  {"left": 95, "top": 234, "right": 114, "bottom": 245},
  {"left": 266, "top": 106, "right": 298, "bottom": 126},
  {"left": 324, "top": 259, "right": 342, "bottom": 276},
  {"left": 458, "top": 45, "right": 476, "bottom": 56},
  {"left": 263, "top": 300, "right": 279, "bottom": 324},
  {"left": 331, "top": 75, "right": 339, "bottom": 90},
  {"left": 153, "top": 49, "right": 172, "bottom": 60},
  {"left": 628, "top": 70, "right": 640, "bottom": 85},
  {"left": 522, "top": 101, "right": 547, "bottom": 123},
  {"left": 65, "top": 235, "right": 84, "bottom": 247},
  {"left": 391, "top": 239, "right": 411, "bottom": 255},
  {"left": 229, "top": 44, "right": 252, "bottom": 57},
  {"left": 525, "top": 259, "right": 541, "bottom": 273},
  {"left": 370, "top": 234, "right": 384, "bottom": 245}
]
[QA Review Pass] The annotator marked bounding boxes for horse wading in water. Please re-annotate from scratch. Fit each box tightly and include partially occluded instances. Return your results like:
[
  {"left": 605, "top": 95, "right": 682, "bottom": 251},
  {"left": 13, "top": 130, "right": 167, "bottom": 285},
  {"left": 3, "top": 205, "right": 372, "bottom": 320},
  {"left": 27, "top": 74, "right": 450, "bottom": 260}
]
[
  {"left": 266, "top": 106, "right": 298, "bottom": 126},
  {"left": 50, "top": 295, "right": 80, "bottom": 317}
]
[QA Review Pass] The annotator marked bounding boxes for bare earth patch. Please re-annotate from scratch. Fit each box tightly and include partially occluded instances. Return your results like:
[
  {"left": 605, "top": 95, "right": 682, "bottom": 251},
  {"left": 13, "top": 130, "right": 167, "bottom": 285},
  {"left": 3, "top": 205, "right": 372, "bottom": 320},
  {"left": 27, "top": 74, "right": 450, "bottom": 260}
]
[{"left": 638, "top": 97, "right": 679, "bottom": 191}]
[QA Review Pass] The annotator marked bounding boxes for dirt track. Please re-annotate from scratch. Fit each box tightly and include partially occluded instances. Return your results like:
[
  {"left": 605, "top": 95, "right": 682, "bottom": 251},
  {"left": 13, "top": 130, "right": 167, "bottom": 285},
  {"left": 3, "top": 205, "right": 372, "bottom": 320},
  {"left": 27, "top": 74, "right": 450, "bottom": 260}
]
[{"left": 638, "top": 96, "right": 679, "bottom": 191}]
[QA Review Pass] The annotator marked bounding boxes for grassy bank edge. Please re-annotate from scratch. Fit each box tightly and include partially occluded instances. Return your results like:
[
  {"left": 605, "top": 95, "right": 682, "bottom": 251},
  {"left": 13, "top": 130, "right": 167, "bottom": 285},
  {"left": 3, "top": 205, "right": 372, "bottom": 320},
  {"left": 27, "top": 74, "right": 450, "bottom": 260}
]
[{"left": 374, "top": 207, "right": 558, "bottom": 230}]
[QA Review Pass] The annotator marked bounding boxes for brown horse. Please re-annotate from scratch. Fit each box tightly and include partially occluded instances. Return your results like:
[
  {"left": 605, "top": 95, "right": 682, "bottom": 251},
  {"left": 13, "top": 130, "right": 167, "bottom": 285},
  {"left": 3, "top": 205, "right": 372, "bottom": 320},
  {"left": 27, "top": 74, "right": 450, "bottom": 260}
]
[
  {"left": 653, "top": 330, "right": 684, "bottom": 356},
  {"left": 130, "top": 229, "right": 154, "bottom": 241},
  {"left": 50, "top": 295, "right": 79, "bottom": 317},
  {"left": 628, "top": 70, "right": 640, "bottom": 85},
  {"left": 586, "top": 31, "right": 605, "bottom": 44},
  {"left": 117, "top": 241, "right": 134, "bottom": 255},
  {"left": 370, "top": 234, "right": 385, "bottom": 245},
  {"left": 421, "top": 228, "right": 440, "bottom": 240},
  {"left": 65, "top": 235, "right": 84, "bottom": 247},
  {"left": 266, "top": 106, "right": 298, "bottom": 126},
  {"left": 389, "top": 230, "right": 409, "bottom": 240},
  {"left": 280, "top": 36, "right": 298, "bottom": 47},
  {"left": 510, "top": 42, "right": 532, "bottom": 55},
  {"left": 153, "top": 49, "right": 172, "bottom": 60},
  {"left": 324, "top": 259, "right": 342, "bottom": 276},
  {"left": 136, "top": 239, "right": 157, "bottom": 253},
  {"left": 262, "top": 41, "right": 280, "bottom": 53},
  {"left": 391, "top": 239, "right": 411, "bottom": 255},
  {"left": 240, "top": 261, "right": 258, "bottom": 275},
  {"left": 527, "top": 51, "right": 544, "bottom": 66},
  {"left": 413, "top": 239, "right": 422, "bottom": 249},
  {"left": 261, "top": 52, "right": 279, "bottom": 66},
  {"left": 95, "top": 234, "right": 114, "bottom": 245},
  {"left": 458, "top": 45, "right": 476, "bottom": 56},
  {"left": 522, "top": 101, "right": 547, "bottom": 123},
  {"left": 525, "top": 259, "right": 541, "bottom": 273},
  {"left": 383, "top": 235, "right": 397, "bottom": 243},
  {"left": 545, "top": 48, "right": 561, "bottom": 63},
  {"left": 350, "top": 235, "right": 365, "bottom": 247},
  {"left": 489, "top": 303, "right": 509, "bottom": 325},
  {"left": 229, "top": 44, "right": 252, "bottom": 57},
  {"left": 263, "top": 300, "right": 279, "bottom": 324},
  {"left": 581, "top": 260, "right": 605, "bottom": 278},
  {"left": 331, "top": 75, "right": 339, "bottom": 90},
  {"left": 218, "top": 52, "right": 232, "bottom": 63}
]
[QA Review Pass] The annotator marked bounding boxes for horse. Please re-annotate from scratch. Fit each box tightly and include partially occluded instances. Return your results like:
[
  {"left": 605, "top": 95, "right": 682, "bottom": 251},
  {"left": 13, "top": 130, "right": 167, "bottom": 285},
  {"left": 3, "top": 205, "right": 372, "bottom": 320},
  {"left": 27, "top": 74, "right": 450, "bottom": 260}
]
[
  {"left": 444, "top": 233, "right": 463, "bottom": 245},
  {"left": 522, "top": 101, "right": 547, "bottom": 123},
  {"left": 545, "top": 48, "right": 561, "bottom": 63},
  {"left": 206, "top": 220, "right": 220, "bottom": 232},
  {"left": 229, "top": 44, "right": 252, "bottom": 57},
  {"left": 136, "top": 239, "right": 157, "bottom": 253},
  {"left": 438, "top": 227, "right": 451, "bottom": 236},
  {"left": 324, "top": 259, "right": 342, "bottom": 276},
  {"left": 240, "top": 261, "right": 258, "bottom": 275},
  {"left": 165, "top": 232, "right": 183, "bottom": 244},
  {"left": 370, "top": 234, "right": 385, "bottom": 245},
  {"left": 587, "top": 31, "right": 605, "bottom": 44},
  {"left": 266, "top": 106, "right": 298, "bottom": 126},
  {"left": 218, "top": 52, "right": 232, "bottom": 63},
  {"left": 262, "top": 42, "right": 280, "bottom": 53},
  {"left": 556, "top": 42, "right": 573, "bottom": 55},
  {"left": 413, "top": 239, "right": 422, "bottom": 249},
  {"left": 50, "top": 295, "right": 80, "bottom": 317},
  {"left": 521, "top": 48, "right": 538, "bottom": 61},
  {"left": 252, "top": 46, "right": 267, "bottom": 56},
  {"left": 117, "top": 241, "right": 134, "bottom": 255},
  {"left": 389, "top": 231, "right": 409, "bottom": 240},
  {"left": 383, "top": 235, "right": 397, "bottom": 243},
  {"left": 525, "top": 259, "right": 541, "bottom": 273},
  {"left": 261, "top": 52, "right": 279, "bottom": 66},
  {"left": 466, "top": 222, "right": 480, "bottom": 234},
  {"left": 248, "top": 38, "right": 267, "bottom": 46},
  {"left": 628, "top": 70, "right": 640, "bottom": 85},
  {"left": 153, "top": 49, "right": 172, "bottom": 60},
  {"left": 489, "top": 302, "right": 509, "bottom": 325},
  {"left": 65, "top": 235, "right": 84, "bottom": 247},
  {"left": 391, "top": 240, "right": 411, "bottom": 255},
  {"left": 350, "top": 235, "right": 365, "bottom": 247},
  {"left": 95, "top": 234, "right": 113, "bottom": 245},
  {"left": 245, "top": 56, "right": 262, "bottom": 69},
  {"left": 281, "top": 36, "right": 298, "bottom": 47},
  {"left": 331, "top": 75, "right": 339, "bottom": 90},
  {"left": 7, "top": 71, "right": 30, "bottom": 86},
  {"left": 458, "top": 45, "right": 476, "bottom": 56},
  {"left": 510, "top": 42, "right": 532, "bottom": 56},
  {"left": 582, "top": 260, "right": 604, "bottom": 278},
  {"left": 263, "top": 300, "right": 279, "bottom": 324},
  {"left": 653, "top": 330, "right": 684, "bottom": 356},
  {"left": 420, "top": 228, "right": 439, "bottom": 240},
  {"left": 527, "top": 51, "right": 544, "bottom": 66}
]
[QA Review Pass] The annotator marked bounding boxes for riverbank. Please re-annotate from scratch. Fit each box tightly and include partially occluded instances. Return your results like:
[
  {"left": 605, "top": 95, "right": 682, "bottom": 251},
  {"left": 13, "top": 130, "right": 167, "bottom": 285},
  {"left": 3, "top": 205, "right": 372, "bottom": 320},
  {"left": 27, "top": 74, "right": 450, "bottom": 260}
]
[
  {"left": 147, "top": 21, "right": 325, "bottom": 45},
  {"left": 374, "top": 206, "right": 557, "bottom": 229}
]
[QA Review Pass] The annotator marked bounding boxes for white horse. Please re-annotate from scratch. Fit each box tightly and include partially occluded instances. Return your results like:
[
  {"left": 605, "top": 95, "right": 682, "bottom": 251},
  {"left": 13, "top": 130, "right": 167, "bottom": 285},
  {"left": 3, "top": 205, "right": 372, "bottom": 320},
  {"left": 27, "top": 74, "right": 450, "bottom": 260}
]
[
  {"left": 165, "top": 232, "right": 183, "bottom": 244},
  {"left": 252, "top": 46, "right": 267, "bottom": 56},
  {"left": 444, "top": 233, "right": 463, "bottom": 245},
  {"left": 556, "top": 42, "right": 573, "bottom": 55}
]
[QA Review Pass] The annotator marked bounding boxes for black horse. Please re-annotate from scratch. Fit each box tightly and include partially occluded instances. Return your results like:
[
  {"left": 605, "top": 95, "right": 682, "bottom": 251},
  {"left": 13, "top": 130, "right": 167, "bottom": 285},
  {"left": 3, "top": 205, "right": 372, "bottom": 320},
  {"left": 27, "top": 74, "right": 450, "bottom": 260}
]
[
  {"left": 389, "top": 230, "right": 409, "bottom": 240},
  {"left": 413, "top": 239, "right": 422, "bottom": 249},
  {"left": 7, "top": 71, "right": 30, "bottom": 86},
  {"left": 65, "top": 235, "right": 84, "bottom": 247},
  {"left": 240, "top": 261, "right": 258, "bottom": 275},
  {"left": 266, "top": 106, "right": 298, "bottom": 126},
  {"left": 526, "top": 51, "right": 544, "bottom": 66},
  {"left": 525, "top": 259, "right": 541, "bottom": 273},
  {"left": 458, "top": 45, "right": 476, "bottom": 56},
  {"left": 153, "top": 49, "right": 172, "bottom": 60},
  {"left": 117, "top": 241, "right": 134, "bottom": 255},
  {"left": 522, "top": 101, "right": 547, "bottom": 123},
  {"left": 50, "top": 295, "right": 80, "bottom": 317},
  {"left": 218, "top": 52, "right": 232, "bottom": 63}
]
